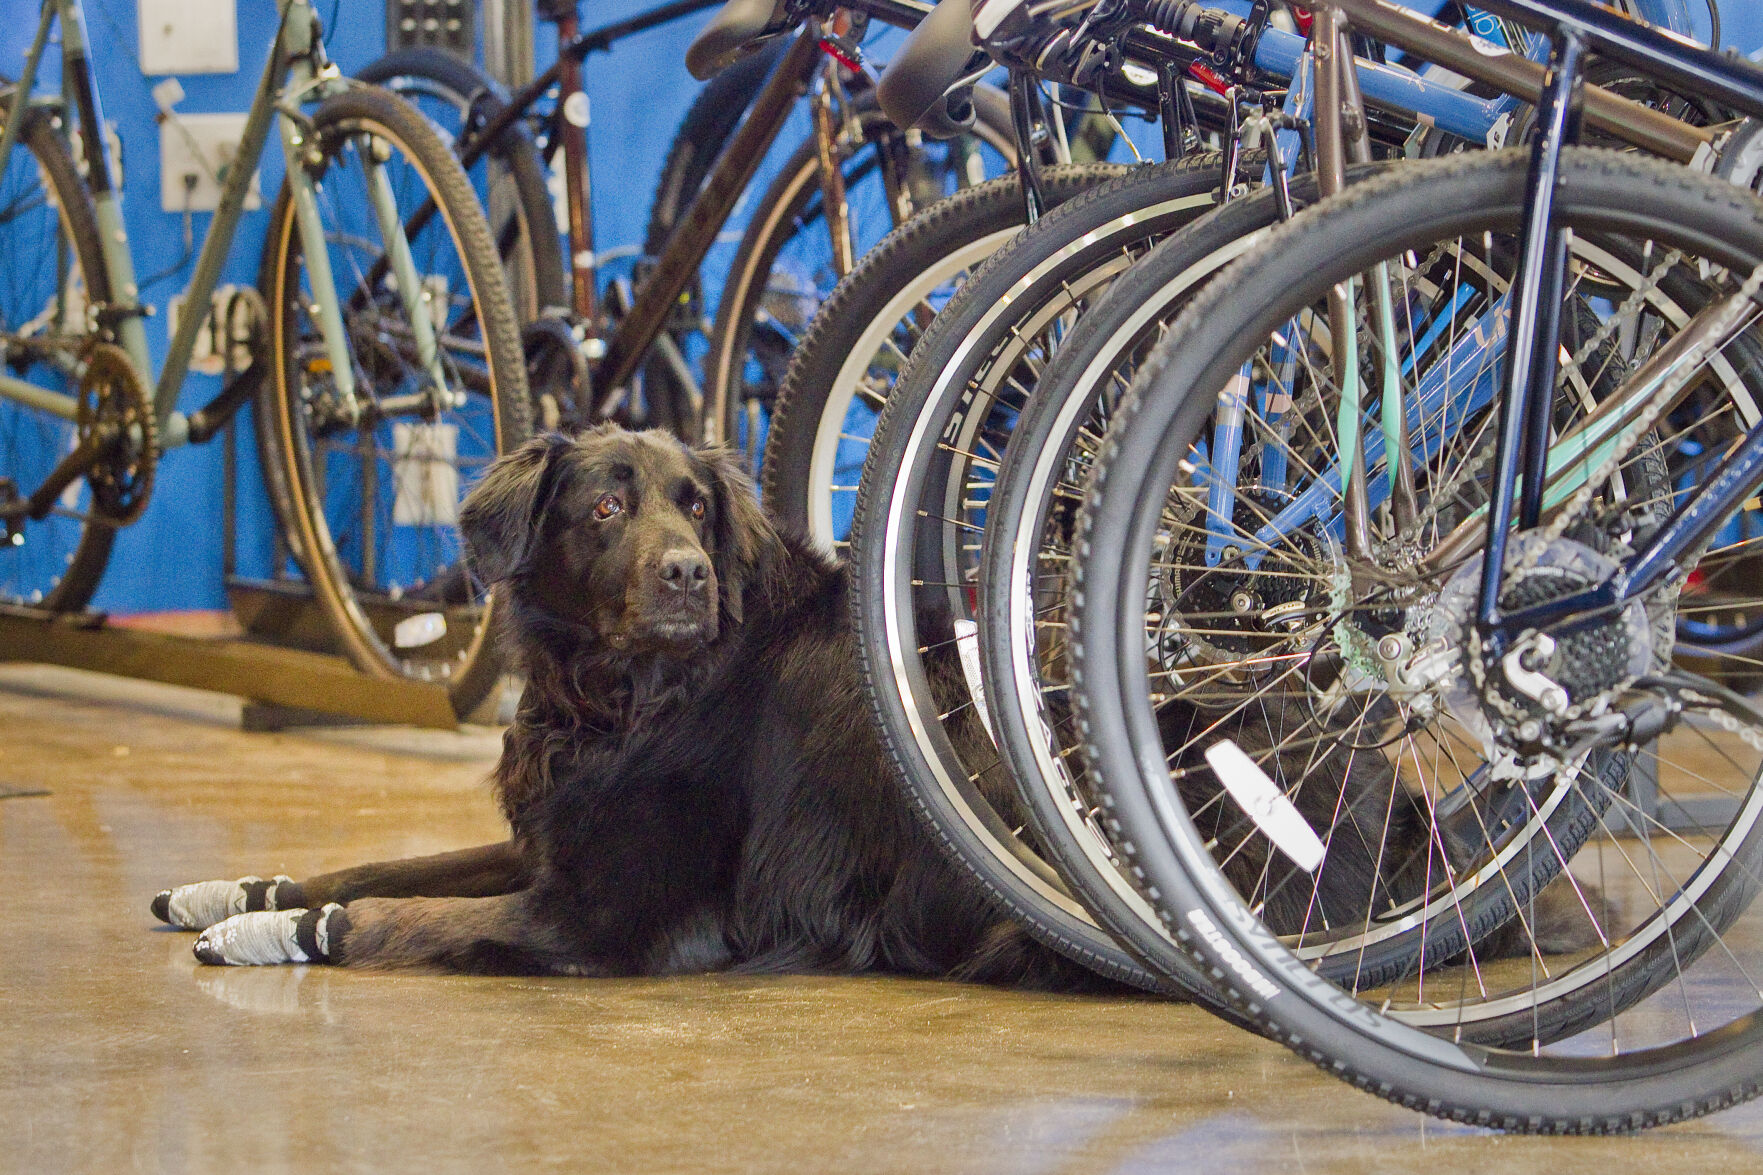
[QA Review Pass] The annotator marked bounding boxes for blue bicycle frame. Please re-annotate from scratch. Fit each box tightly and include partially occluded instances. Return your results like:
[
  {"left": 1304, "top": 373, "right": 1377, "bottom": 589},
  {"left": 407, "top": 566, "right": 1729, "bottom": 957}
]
[
  {"left": 1192, "top": 0, "right": 1707, "bottom": 568},
  {"left": 1186, "top": 0, "right": 1763, "bottom": 690}
]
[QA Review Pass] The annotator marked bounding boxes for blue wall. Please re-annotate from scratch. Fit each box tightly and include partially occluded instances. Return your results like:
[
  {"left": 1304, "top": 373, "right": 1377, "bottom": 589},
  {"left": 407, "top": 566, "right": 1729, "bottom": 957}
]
[{"left": 5, "top": 1, "right": 1763, "bottom": 614}]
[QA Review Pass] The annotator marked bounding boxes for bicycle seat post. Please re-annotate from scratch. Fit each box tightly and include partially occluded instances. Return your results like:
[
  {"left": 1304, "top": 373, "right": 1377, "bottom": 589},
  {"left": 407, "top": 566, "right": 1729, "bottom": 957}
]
[{"left": 541, "top": 0, "right": 602, "bottom": 329}]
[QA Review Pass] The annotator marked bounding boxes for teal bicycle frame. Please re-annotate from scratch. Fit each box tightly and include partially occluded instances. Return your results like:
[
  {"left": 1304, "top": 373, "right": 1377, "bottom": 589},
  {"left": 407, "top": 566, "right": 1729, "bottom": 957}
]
[{"left": 0, "top": 0, "right": 443, "bottom": 468}]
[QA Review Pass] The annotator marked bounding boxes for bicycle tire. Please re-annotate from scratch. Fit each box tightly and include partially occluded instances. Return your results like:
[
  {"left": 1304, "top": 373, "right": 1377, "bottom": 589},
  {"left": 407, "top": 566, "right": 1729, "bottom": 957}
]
[
  {"left": 646, "top": 37, "right": 789, "bottom": 259},
  {"left": 355, "top": 48, "right": 566, "bottom": 322},
  {"left": 1073, "top": 148, "right": 1763, "bottom": 1131},
  {"left": 0, "top": 98, "right": 115, "bottom": 612},
  {"left": 706, "top": 88, "right": 1015, "bottom": 463},
  {"left": 256, "top": 85, "right": 533, "bottom": 718},
  {"left": 975, "top": 161, "right": 1706, "bottom": 1002},
  {"left": 636, "top": 38, "right": 791, "bottom": 437},
  {"left": 850, "top": 156, "right": 1255, "bottom": 1000},
  {"left": 757, "top": 154, "right": 1090, "bottom": 553},
  {"left": 1051, "top": 156, "right": 1736, "bottom": 1025},
  {"left": 974, "top": 169, "right": 1344, "bottom": 1003}
]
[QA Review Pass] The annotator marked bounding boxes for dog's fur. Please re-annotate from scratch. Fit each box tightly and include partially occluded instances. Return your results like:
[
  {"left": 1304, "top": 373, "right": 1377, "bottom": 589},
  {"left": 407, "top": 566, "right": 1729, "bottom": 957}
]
[
  {"left": 223, "top": 428, "right": 1121, "bottom": 983},
  {"left": 161, "top": 427, "right": 1584, "bottom": 983}
]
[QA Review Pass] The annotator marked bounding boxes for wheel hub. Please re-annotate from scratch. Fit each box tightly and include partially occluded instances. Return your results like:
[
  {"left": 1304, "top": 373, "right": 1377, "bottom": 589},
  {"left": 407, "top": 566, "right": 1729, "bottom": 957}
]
[{"left": 1155, "top": 488, "right": 1328, "bottom": 672}]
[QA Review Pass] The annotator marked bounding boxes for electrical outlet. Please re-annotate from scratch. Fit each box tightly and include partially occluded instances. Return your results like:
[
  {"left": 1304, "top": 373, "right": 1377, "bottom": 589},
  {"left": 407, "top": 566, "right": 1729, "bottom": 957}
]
[
  {"left": 387, "top": 0, "right": 474, "bottom": 58},
  {"left": 159, "top": 113, "right": 260, "bottom": 214}
]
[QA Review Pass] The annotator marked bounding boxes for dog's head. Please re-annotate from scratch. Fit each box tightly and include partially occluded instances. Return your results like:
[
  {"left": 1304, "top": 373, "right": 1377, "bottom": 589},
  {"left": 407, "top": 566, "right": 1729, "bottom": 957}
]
[{"left": 460, "top": 426, "right": 774, "bottom": 655}]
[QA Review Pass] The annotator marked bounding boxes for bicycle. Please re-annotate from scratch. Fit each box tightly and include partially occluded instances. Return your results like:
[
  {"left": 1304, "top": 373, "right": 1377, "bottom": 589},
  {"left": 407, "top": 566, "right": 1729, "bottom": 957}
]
[
  {"left": 829, "top": 0, "right": 1717, "bottom": 997},
  {"left": 770, "top": 0, "right": 1718, "bottom": 547},
  {"left": 357, "top": 0, "right": 1023, "bottom": 461},
  {"left": 931, "top": 0, "right": 1731, "bottom": 996},
  {"left": 1070, "top": 0, "right": 1763, "bottom": 1129},
  {"left": 0, "top": 0, "right": 530, "bottom": 715}
]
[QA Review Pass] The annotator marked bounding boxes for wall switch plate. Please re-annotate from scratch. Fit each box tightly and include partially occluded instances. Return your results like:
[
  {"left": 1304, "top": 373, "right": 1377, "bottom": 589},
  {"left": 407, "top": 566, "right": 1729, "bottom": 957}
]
[
  {"left": 159, "top": 113, "right": 260, "bottom": 213},
  {"left": 138, "top": 0, "right": 238, "bottom": 76}
]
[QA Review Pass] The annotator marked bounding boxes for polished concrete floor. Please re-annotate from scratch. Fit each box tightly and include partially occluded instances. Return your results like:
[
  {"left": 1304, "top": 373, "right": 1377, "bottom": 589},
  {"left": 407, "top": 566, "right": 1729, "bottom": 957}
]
[{"left": 7, "top": 665, "right": 1763, "bottom": 1174}]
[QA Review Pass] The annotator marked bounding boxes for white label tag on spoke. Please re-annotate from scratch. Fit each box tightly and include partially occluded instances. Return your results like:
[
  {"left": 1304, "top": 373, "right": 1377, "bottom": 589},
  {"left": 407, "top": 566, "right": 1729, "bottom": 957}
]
[
  {"left": 392, "top": 422, "right": 460, "bottom": 527},
  {"left": 1204, "top": 739, "right": 1326, "bottom": 873},
  {"left": 952, "top": 618, "right": 996, "bottom": 745}
]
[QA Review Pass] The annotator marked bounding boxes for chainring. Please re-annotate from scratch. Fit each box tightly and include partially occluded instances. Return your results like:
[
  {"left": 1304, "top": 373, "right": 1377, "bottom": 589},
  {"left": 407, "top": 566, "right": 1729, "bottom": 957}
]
[{"left": 76, "top": 342, "right": 156, "bottom": 526}]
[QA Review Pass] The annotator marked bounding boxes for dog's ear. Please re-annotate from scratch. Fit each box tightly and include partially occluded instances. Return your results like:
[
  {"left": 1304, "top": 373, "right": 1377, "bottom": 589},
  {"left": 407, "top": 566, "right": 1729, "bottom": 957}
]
[
  {"left": 697, "top": 445, "right": 776, "bottom": 628},
  {"left": 460, "top": 434, "right": 572, "bottom": 586}
]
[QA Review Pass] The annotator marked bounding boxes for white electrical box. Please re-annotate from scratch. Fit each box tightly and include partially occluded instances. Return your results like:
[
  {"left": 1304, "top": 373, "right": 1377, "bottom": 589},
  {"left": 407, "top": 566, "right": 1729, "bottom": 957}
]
[
  {"left": 138, "top": 0, "right": 238, "bottom": 76},
  {"left": 166, "top": 284, "right": 256, "bottom": 377},
  {"left": 159, "top": 114, "right": 260, "bottom": 213}
]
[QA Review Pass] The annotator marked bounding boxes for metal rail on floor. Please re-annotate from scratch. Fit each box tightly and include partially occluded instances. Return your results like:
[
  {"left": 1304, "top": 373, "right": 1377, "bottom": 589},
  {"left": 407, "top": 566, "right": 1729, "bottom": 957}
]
[{"left": 0, "top": 600, "right": 459, "bottom": 730}]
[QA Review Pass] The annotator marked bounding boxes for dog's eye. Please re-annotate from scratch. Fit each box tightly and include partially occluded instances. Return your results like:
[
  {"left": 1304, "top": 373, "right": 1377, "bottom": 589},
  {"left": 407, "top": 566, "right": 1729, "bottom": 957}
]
[
  {"left": 593, "top": 493, "right": 623, "bottom": 520},
  {"left": 689, "top": 497, "right": 707, "bottom": 521}
]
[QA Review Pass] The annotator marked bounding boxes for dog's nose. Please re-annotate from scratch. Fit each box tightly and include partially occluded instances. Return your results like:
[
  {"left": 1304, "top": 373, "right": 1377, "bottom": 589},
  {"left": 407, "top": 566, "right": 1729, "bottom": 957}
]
[{"left": 657, "top": 549, "right": 710, "bottom": 591}]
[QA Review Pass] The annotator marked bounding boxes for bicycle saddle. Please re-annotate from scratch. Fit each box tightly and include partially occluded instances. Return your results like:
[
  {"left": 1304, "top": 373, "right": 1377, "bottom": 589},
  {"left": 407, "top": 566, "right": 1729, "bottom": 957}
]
[
  {"left": 876, "top": 0, "right": 991, "bottom": 138},
  {"left": 686, "top": 0, "right": 791, "bottom": 80}
]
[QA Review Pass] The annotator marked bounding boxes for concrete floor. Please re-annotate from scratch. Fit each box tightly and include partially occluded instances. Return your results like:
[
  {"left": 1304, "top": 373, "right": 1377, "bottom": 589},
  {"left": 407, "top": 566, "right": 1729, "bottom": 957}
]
[{"left": 6, "top": 665, "right": 1763, "bottom": 1174}]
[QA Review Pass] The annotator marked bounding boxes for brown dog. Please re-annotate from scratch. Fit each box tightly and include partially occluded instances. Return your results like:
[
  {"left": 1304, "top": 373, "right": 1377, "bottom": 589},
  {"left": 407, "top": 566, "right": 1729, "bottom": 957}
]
[{"left": 153, "top": 426, "right": 1107, "bottom": 983}]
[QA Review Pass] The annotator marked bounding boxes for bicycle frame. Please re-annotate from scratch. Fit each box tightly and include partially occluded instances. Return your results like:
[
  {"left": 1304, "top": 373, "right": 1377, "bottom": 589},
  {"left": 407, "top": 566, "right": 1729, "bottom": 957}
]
[
  {"left": 0, "top": 0, "right": 386, "bottom": 460},
  {"left": 1185, "top": 0, "right": 1709, "bottom": 566},
  {"left": 421, "top": 0, "right": 939, "bottom": 439},
  {"left": 1459, "top": 0, "right": 1763, "bottom": 660},
  {"left": 1191, "top": 0, "right": 1763, "bottom": 674}
]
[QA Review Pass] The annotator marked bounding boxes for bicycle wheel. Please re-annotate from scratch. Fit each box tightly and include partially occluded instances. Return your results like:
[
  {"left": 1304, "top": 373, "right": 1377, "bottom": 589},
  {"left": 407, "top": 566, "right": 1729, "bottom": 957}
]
[
  {"left": 758, "top": 160, "right": 1115, "bottom": 551},
  {"left": 704, "top": 89, "right": 1014, "bottom": 466},
  {"left": 850, "top": 156, "right": 1247, "bottom": 997},
  {"left": 976, "top": 169, "right": 1377, "bottom": 993},
  {"left": 1073, "top": 148, "right": 1763, "bottom": 1129},
  {"left": 0, "top": 99, "right": 114, "bottom": 610},
  {"left": 257, "top": 86, "right": 532, "bottom": 717},
  {"left": 990, "top": 157, "right": 1755, "bottom": 996},
  {"left": 356, "top": 49, "right": 565, "bottom": 323}
]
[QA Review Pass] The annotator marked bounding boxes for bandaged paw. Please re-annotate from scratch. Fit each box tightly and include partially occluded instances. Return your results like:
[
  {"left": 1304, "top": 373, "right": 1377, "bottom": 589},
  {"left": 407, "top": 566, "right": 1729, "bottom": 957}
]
[
  {"left": 151, "top": 875, "right": 296, "bottom": 930},
  {"left": 192, "top": 904, "right": 345, "bottom": 967}
]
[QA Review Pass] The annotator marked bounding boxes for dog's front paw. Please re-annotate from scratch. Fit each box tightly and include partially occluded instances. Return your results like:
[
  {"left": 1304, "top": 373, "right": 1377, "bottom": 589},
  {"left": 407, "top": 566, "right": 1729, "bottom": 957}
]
[
  {"left": 192, "top": 904, "right": 347, "bottom": 967},
  {"left": 151, "top": 875, "right": 297, "bottom": 930}
]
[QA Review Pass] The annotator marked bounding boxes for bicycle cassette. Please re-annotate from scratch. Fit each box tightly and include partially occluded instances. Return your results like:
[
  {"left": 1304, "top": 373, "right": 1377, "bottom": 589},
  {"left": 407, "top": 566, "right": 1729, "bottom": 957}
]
[
  {"left": 76, "top": 342, "right": 157, "bottom": 526},
  {"left": 1427, "top": 533, "right": 1660, "bottom": 760}
]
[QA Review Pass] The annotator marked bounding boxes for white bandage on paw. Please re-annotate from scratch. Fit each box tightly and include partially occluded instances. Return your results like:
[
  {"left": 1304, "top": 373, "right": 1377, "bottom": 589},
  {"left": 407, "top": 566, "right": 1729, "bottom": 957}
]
[
  {"left": 154, "top": 875, "right": 295, "bottom": 930},
  {"left": 194, "top": 910, "right": 309, "bottom": 966},
  {"left": 192, "top": 904, "right": 344, "bottom": 967}
]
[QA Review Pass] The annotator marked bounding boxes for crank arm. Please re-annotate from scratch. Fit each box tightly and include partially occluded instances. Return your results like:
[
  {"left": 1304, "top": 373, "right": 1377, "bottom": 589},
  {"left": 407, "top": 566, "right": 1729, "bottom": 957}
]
[{"left": 0, "top": 428, "right": 110, "bottom": 524}]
